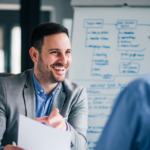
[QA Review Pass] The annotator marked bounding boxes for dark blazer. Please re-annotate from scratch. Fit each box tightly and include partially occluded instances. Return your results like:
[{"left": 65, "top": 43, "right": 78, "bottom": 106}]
[{"left": 0, "top": 69, "right": 88, "bottom": 150}]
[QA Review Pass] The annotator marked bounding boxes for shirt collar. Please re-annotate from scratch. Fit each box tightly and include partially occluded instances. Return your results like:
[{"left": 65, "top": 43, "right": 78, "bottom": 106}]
[{"left": 32, "top": 71, "right": 61, "bottom": 97}]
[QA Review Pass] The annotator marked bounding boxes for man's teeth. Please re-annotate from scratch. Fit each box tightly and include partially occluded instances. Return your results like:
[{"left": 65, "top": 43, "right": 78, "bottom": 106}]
[{"left": 54, "top": 67, "right": 64, "bottom": 70}]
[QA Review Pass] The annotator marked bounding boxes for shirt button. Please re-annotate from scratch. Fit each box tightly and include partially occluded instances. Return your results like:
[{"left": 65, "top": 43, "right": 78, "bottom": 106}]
[
  {"left": 37, "top": 91, "right": 40, "bottom": 94},
  {"left": 41, "top": 90, "right": 43, "bottom": 92}
]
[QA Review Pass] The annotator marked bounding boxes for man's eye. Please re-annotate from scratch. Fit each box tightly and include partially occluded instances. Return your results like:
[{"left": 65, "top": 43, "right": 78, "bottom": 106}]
[
  {"left": 66, "top": 51, "right": 71, "bottom": 54},
  {"left": 51, "top": 51, "right": 57, "bottom": 54}
]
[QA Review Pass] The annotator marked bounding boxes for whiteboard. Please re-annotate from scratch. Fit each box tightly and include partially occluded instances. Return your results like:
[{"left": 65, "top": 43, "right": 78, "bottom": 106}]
[
  {"left": 68, "top": 7, "right": 150, "bottom": 150},
  {"left": 71, "top": 0, "right": 150, "bottom": 6}
]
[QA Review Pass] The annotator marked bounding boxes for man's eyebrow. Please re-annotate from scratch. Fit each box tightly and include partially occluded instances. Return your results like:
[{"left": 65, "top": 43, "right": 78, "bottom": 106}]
[
  {"left": 48, "top": 48, "right": 72, "bottom": 51},
  {"left": 67, "top": 49, "right": 72, "bottom": 51},
  {"left": 49, "top": 48, "right": 60, "bottom": 51}
]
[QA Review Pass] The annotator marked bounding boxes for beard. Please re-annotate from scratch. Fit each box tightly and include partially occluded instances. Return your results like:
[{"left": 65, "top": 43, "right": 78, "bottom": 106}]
[{"left": 36, "top": 54, "right": 66, "bottom": 84}]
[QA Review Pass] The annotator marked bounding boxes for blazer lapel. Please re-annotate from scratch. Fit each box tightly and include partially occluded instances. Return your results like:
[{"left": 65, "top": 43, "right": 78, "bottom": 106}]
[
  {"left": 50, "top": 82, "right": 66, "bottom": 114},
  {"left": 23, "top": 69, "right": 35, "bottom": 119}
]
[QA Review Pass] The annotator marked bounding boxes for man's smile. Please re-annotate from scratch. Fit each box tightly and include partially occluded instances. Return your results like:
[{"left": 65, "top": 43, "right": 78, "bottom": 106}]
[
  {"left": 53, "top": 66, "right": 65, "bottom": 71},
  {"left": 52, "top": 66, "right": 66, "bottom": 75}
]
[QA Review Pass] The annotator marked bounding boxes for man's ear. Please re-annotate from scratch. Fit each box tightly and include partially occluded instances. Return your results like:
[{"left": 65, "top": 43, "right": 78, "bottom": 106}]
[{"left": 29, "top": 47, "right": 39, "bottom": 63}]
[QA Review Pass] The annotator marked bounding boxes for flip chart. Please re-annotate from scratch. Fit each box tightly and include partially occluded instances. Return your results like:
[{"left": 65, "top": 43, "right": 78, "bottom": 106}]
[{"left": 69, "top": 7, "right": 150, "bottom": 150}]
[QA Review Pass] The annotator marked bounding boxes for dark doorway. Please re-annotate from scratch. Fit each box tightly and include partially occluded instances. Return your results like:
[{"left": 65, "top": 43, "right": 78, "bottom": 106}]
[{"left": 0, "top": 9, "right": 50, "bottom": 73}]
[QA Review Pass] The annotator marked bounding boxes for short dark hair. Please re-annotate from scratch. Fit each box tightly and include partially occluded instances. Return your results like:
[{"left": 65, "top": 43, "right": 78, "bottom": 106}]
[{"left": 31, "top": 22, "right": 69, "bottom": 53}]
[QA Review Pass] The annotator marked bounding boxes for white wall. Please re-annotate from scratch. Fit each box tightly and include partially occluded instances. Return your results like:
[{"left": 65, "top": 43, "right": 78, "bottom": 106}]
[
  {"left": 71, "top": 0, "right": 150, "bottom": 6},
  {"left": 42, "top": 0, "right": 73, "bottom": 24}
]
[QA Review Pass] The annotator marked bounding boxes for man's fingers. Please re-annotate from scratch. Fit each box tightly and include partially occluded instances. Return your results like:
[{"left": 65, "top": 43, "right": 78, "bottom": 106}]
[
  {"left": 34, "top": 108, "right": 66, "bottom": 130},
  {"left": 14, "top": 146, "right": 25, "bottom": 150},
  {"left": 55, "top": 122, "right": 66, "bottom": 131},
  {"left": 48, "top": 115, "right": 61, "bottom": 127},
  {"left": 48, "top": 108, "right": 59, "bottom": 120},
  {"left": 49, "top": 115, "right": 67, "bottom": 130},
  {"left": 5, "top": 145, "right": 24, "bottom": 150},
  {"left": 35, "top": 116, "right": 48, "bottom": 123}
]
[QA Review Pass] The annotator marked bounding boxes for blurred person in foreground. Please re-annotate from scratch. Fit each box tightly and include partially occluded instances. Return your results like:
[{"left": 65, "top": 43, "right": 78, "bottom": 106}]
[
  {"left": 95, "top": 76, "right": 150, "bottom": 150},
  {"left": 0, "top": 22, "right": 88, "bottom": 150}
]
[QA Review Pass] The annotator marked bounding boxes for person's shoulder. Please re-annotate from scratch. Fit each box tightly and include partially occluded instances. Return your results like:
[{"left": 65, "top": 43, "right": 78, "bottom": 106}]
[
  {"left": 0, "top": 69, "right": 32, "bottom": 86},
  {"left": 128, "top": 74, "right": 150, "bottom": 90},
  {"left": 62, "top": 78, "right": 85, "bottom": 93},
  {"left": 123, "top": 74, "right": 150, "bottom": 105},
  {"left": 139, "top": 74, "right": 150, "bottom": 84},
  {"left": 62, "top": 79, "right": 87, "bottom": 104}
]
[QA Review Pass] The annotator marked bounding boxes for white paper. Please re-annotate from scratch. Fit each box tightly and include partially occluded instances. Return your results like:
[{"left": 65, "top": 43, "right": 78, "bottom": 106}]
[{"left": 18, "top": 114, "right": 71, "bottom": 150}]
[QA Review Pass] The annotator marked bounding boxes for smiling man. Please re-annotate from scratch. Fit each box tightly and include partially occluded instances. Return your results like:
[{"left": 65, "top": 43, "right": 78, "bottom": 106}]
[{"left": 0, "top": 23, "right": 88, "bottom": 150}]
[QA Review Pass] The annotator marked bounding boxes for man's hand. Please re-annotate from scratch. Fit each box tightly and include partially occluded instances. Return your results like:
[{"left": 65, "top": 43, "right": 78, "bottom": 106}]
[
  {"left": 35, "top": 108, "right": 67, "bottom": 131},
  {"left": 5, "top": 145, "right": 24, "bottom": 150}
]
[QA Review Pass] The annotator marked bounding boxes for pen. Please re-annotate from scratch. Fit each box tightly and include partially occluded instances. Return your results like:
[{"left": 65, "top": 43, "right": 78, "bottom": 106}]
[{"left": 12, "top": 141, "right": 16, "bottom": 146}]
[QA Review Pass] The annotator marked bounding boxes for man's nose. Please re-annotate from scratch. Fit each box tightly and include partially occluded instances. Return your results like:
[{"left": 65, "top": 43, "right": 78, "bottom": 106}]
[{"left": 58, "top": 53, "right": 67, "bottom": 65}]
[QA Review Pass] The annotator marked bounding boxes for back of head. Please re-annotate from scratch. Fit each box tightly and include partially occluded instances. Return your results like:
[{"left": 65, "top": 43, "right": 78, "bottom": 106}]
[{"left": 31, "top": 22, "right": 69, "bottom": 53}]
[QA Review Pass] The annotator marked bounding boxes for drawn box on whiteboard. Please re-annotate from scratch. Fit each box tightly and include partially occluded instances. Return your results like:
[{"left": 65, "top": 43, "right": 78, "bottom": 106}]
[
  {"left": 83, "top": 19, "right": 103, "bottom": 28},
  {"left": 117, "top": 20, "right": 137, "bottom": 29},
  {"left": 119, "top": 62, "right": 140, "bottom": 74}
]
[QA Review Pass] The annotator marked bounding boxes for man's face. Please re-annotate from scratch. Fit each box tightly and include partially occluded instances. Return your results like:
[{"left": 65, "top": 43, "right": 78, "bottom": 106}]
[{"left": 36, "top": 33, "right": 72, "bottom": 83}]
